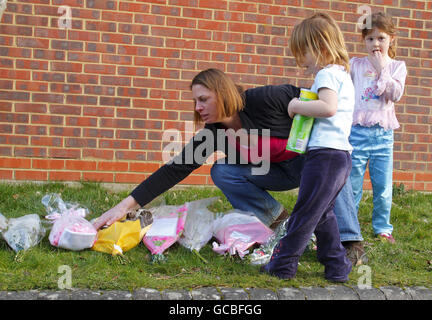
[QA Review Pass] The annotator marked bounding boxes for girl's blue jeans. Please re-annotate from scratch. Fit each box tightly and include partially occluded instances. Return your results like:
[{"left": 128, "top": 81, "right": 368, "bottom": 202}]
[
  {"left": 349, "top": 124, "right": 394, "bottom": 235},
  {"left": 333, "top": 176, "right": 364, "bottom": 242},
  {"left": 211, "top": 153, "right": 363, "bottom": 242}
]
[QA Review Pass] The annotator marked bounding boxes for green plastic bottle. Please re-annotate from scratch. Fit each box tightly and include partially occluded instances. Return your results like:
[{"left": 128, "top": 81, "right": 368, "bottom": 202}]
[{"left": 286, "top": 88, "right": 318, "bottom": 154}]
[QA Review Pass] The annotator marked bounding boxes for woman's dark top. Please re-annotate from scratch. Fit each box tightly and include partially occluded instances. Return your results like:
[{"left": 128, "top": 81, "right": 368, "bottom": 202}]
[{"left": 131, "top": 84, "right": 300, "bottom": 206}]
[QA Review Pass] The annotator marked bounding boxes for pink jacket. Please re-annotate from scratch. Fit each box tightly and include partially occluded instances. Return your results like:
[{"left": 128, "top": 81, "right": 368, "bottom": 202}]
[{"left": 350, "top": 56, "right": 407, "bottom": 130}]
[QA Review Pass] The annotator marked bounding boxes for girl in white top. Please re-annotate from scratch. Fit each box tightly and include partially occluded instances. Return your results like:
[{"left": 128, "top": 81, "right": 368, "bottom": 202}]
[{"left": 261, "top": 13, "right": 354, "bottom": 282}]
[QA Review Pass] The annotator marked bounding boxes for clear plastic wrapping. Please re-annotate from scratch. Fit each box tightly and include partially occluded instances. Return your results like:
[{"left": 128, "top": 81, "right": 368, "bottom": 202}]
[
  {"left": 248, "top": 218, "right": 290, "bottom": 265},
  {"left": 142, "top": 203, "right": 188, "bottom": 255},
  {"left": 42, "top": 194, "right": 97, "bottom": 251},
  {"left": 178, "top": 197, "right": 218, "bottom": 252},
  {"left": 0, "top": 213, "right": 46, "bottom": 252},
  {"left": 143, "top": 197, "right": 218, "bottom": 255},
  {"left": 212, "top": 210, "right": 274, "bottom": 259},
  {"left": 248, "top": 218, "right": 317, "bottom": 265}
]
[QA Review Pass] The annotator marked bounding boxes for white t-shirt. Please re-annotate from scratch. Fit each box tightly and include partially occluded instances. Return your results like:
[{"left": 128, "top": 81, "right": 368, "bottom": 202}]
[{"left": 308, "top": 64, "right": 355, "bottom": 152}]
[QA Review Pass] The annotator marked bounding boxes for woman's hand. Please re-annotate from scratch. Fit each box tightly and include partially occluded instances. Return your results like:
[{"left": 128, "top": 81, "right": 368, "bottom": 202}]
[{"left": 92, "top": 195, "right": 139, "bottom": 230}]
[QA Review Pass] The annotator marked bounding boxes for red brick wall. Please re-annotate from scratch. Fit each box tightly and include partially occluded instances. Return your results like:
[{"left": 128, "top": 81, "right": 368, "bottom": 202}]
[{"left": 0, "top": 0, "right": 431, "bottom": 191}]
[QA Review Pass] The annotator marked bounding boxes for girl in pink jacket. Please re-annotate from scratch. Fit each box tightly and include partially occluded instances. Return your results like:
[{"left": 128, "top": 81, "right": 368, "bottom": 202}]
[{"left": 349, "top": 12, "right": 407, "bottom": 244}]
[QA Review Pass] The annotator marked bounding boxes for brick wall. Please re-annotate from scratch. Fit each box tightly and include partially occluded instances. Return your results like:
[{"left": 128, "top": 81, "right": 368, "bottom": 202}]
[{"left": 0, "top": 0, "right": 431, "bottom": 191}]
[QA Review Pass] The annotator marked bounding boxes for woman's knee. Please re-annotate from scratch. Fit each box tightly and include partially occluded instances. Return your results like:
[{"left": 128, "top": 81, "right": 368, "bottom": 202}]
[
  {"left": 210, "top": 163, "right": 229, "bottom": 185},
  {"left": 211, "top": 163, "right": 246, "bottom": 187}
]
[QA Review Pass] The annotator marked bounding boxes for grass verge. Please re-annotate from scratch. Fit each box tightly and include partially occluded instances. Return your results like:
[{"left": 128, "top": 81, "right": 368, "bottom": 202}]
[{"left": 0, "top": 181, "right": 430, "bottom": 291}]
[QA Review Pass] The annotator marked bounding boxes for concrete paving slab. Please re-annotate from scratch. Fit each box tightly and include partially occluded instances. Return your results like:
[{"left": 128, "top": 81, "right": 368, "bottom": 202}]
[
  {"left": 247, "top": 288, "right": 278, "bottom": 300},
  {"left": 161, "top": 289, "right": 192, "bottom": 300},
  {"left": 133, "top": 288, "right": 162, "bottom": 300},
  {"left": 219, "top": 288, "right": 249, "bottom": 300},
  {"left": 0, "top": 285, "right": 429, "bottom": 300},
  {"left": 326, "top": 285, "right": 360, "bottom": 300},
  {"left": 405, "top": 286, "right": 432, "bottom": 300},
  {"left": 277, "top": 287, "right": 306, "bottom": 300},
  {"left": 352, "top": 286, "right": 386, "bottom": 300},
  {"left": 299, "top": 286, "right": 332, "bottom": 300},
  {"left": 69, "top": 289, "right": 105, "bottom": 300},
  {"left": 36, "top": 290, "right": 71, "bottom": 300},
  {"left": 379, "top": 286, "right": 412, "bottom": 300},
  {"left": 0, "top": 290, "right": 39, "bottom": 300},
  {"left": 102, "top": 290, "right": 133, "bottom": 300},
  {"left": 191, "top": 287, "right": 221, "bottom": 300}
]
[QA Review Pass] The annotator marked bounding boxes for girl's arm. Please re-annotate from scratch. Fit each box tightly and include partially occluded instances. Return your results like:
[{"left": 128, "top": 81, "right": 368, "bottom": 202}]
[
  {"left": 288, "top": 87, "right": 338, "bottom": 118},
  {"left": 376, "top": 61, "right": 407, "bottom": 102}
]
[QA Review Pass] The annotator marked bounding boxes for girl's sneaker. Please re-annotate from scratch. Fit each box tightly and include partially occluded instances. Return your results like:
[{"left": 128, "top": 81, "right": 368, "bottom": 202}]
[{"left": 377, "top": 233, "right": 395, "bottom": 244}]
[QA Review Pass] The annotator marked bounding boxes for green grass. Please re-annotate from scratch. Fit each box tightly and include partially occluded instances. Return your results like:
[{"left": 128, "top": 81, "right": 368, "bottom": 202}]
[{"left": 0, "top": 181, "right": 430, "bottom": 291}]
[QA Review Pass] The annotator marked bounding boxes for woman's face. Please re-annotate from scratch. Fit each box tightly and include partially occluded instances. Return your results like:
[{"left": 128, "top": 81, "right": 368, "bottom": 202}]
[{"left": 192, "top": 84, "right": 219, "bottom": 124}]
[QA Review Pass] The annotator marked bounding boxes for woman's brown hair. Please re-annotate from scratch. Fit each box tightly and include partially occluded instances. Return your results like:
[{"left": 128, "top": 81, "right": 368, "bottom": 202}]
[
  {"left": 190, "top": 68, "right": 244, "bottom": 124},
  {"left": 361, "top": 12, "right": 397, "bottom": 59}
]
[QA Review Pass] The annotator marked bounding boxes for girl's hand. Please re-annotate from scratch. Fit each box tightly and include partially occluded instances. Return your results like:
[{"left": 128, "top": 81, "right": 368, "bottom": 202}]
[
  {"left": 288, "top": 88, "right": 337, "bottom": 118},
  {"left": 369, "top": 51, "right": 387, "bottom": 76},
  {"left": 288, "top": 98, "right": 300, "bottom": 118}
]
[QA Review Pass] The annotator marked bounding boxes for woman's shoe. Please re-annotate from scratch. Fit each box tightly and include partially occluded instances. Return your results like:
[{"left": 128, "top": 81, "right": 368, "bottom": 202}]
[
  {"left": 269, "top": 209, "right": 290, "bottom": 230},
  {"left": 342, "top": 241, "right": 368, "bottom": 266}
]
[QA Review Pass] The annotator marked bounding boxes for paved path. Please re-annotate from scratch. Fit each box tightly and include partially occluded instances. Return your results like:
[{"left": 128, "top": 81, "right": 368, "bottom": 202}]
[{"left": 1, "top": 285, "right": 431, "bottom": 300}]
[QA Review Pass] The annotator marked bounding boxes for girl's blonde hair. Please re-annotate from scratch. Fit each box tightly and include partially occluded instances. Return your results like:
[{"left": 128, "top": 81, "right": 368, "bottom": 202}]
[
  {"left": 190, "top": 68, "right": 244, "bottom": 125},
  {"left": 289, "top": 12, "right": 350, "bottom": 72},
  {"left": 361, "top": 12, "right": 397, "bottom": 59}
]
